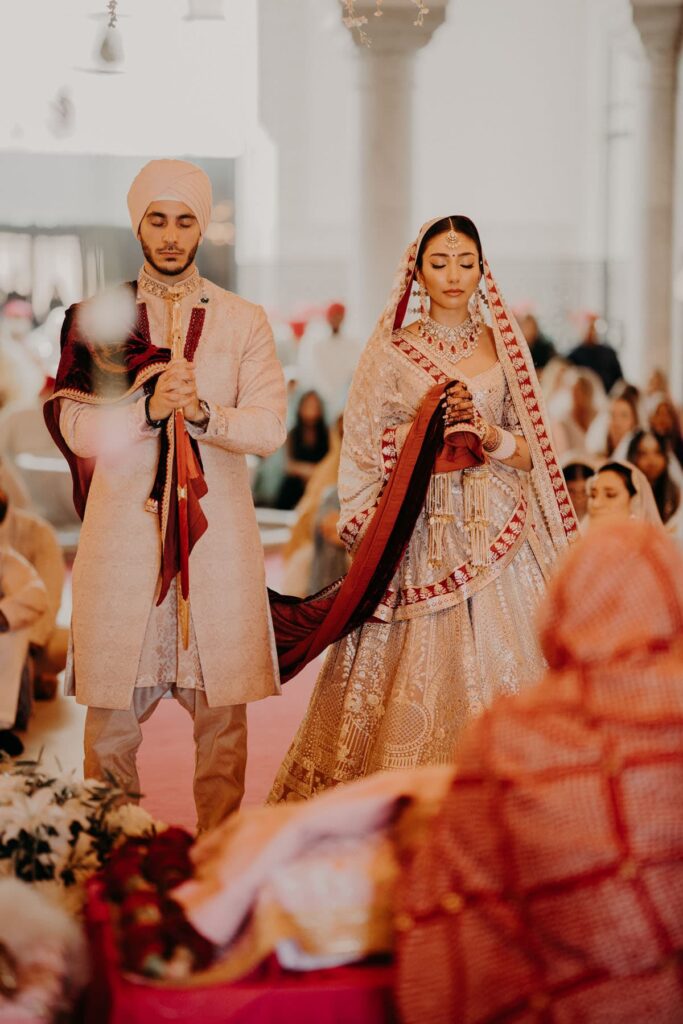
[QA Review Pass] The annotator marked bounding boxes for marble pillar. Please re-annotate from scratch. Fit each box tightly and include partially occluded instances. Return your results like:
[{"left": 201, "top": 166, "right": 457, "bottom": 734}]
[
  {"left": 631, "top": 0, "right": 683, "bottom": 385},
  {"left": 348, "top": 1, "right": 448, "bottom": 333}
]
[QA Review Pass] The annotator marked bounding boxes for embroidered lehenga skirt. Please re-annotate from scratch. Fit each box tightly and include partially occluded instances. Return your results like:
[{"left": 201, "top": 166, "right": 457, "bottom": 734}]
[{"left": 269, "top": 501, "right": 546, "bottom": 803}]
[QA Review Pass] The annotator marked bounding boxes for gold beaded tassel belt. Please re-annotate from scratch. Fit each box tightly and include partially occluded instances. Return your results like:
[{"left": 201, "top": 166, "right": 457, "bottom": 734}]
[{"left": 427, "top": 467, "right": 491, "bottom": 570}]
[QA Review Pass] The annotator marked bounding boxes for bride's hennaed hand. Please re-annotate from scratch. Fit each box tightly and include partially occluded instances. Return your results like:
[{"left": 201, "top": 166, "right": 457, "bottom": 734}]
[{"left": 443, "top": 381, "right": 474, "bottom": 424}]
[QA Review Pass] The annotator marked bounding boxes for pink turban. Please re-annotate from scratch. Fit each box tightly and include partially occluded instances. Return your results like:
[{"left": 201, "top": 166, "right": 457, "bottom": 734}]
[{"left": 127, "top": 159, "right": 213, "bottom": 237}]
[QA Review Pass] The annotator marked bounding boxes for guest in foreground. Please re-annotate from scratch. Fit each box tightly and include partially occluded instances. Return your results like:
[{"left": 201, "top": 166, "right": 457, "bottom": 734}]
[
  {"left": 396, "top": 521, "right": 683, "bottom": 1023},
  {"left": 171, "top": 523, "right": 683, "bottom": 1024},
  {"left": 269, "top": 215, "right": 577, "bottom": 802},
  {"left": 45, "top": 159, "right": 286, "bottom": 831}
]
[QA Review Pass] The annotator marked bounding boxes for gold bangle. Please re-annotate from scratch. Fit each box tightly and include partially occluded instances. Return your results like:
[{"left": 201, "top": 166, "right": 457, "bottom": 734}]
[{"left": 482, "top": 424, "right": 501, "bottom": 452}]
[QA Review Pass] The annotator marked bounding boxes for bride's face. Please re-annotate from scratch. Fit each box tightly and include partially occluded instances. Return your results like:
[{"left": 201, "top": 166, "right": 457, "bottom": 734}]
[
  {"left": 417, "top": 231, "right": 481, "bottom": 315},
  {"left": 586, "top": 470, "right": 632, "bottom": 523}
]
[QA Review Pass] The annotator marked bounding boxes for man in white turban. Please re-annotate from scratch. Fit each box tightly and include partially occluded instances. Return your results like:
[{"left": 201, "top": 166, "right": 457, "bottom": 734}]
[{"left": 46, "top": 159, "right": 287, "bottom": 831}]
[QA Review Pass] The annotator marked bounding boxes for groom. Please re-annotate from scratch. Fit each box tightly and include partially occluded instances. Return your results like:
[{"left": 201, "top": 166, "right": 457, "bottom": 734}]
[{"left": 46, "top": 159, "right": 287, "bottom": 830}]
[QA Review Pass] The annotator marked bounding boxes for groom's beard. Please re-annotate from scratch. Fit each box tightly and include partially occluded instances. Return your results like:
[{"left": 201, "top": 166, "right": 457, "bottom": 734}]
[{"left": 141, "top": 240, "right": 199, "bottom": 278}]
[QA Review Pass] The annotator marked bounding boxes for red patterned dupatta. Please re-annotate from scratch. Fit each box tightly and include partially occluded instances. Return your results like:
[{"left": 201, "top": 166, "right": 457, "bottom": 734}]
[
  {"left": 269, "top": 220, "right": 578, "bottom": 682},
  {"left": 43, "top": 288, "right": 208, "bottom": 608}
]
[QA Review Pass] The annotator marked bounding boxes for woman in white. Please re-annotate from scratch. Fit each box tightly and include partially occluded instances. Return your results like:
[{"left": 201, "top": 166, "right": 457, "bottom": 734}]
[
  {"left": 270, "top": 216, "right": 578, "bottom": 802},
  {"left": 585, "top": 460, "right": 662, "bottom": 528}
]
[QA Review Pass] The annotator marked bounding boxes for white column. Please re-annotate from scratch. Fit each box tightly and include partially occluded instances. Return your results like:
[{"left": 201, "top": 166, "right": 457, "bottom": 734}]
[
  {"left": 631, "top": 0, "right": 683, "bottom": 384},
  {"left": 349, "top": 2, "right": 448, "bottom": 333}
]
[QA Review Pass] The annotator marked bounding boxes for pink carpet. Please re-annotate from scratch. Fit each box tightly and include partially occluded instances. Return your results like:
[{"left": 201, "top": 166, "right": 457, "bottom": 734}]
[{"left": 137, "top": 555, "right": 319, "bottom": 830}]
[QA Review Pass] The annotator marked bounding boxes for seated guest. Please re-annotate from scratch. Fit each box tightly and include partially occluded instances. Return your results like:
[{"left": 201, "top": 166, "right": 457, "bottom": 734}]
[
  {"left": 586, "top": 385, "right": 641, "bottom": 459},
  {"left": 275, "top": 390, "right": 330, "bottom": 511},
  {"left": 627, "top": 429, "right": 682, "bottom": 543},
  {"left": 517, "top": 311, "right": 556, "bottom": 372},
  {"left": 309, "top": 484, "right": 349, "bottom": 595},
  {"left": 585, "top": 460, "right": 662, "bottom": 528},
  {"left": 0, "top": 455, "right": 30, "bottom": 511},
  {"left": 647, "top": 392, "right": 683, "bottom": 470},
  {"left": 561, "top": 455, "right": 595, "bottom": 523},
  {"left": 550, "top": 367, "right": 604, "bottom": 457},
  {"left": 0, "top": 297, "right": 43, "bottom": 411},
  {"left": 297, "top": 303, "right": 364, "bottom": 421},
  {"left": 0, "top": 483, "right": 67, "bottom": 700},
  {"left": 397, "top": 522, "right": 683, "bottom": 1023},
  {"left": 567, "top": 311, "right": 624, "bottom": 394},
  {"left": 281, "top": 416, "right": 344, "bottom": 597},
  {"left": 0, "top": 546, "right": 47, "bottom": 755},
  {"left": 0, "top": 378, "right": 80, "bottom": 531}
]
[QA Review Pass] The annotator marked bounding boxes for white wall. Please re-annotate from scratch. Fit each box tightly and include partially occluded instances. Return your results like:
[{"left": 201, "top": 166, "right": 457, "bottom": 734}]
[
  {"left": 236, "top": 0, "right": 357, "bottom": 315},
  {"left": 244, "top": 0, "right": 646, "bottom": 364},
  {"left": 412, "top": 0, "right": 641, "bottom": 359},
  {"left": 0, "top": 0, "right": 256, "bottom": 159}
]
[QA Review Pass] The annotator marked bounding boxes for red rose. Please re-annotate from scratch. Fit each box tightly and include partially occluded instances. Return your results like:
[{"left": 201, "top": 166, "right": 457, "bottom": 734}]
[
  {"left": 103, "top": 851, "right": 146, "bottom": 900},
  {"left": 162, "top": 899, "right": 215, "bottom": 969},
  {"left": 123, "top": 923, "right": 164, "bottom": 972},
  {"left": 143, "top": 847, "right": 192, "bottom": 888},
  {"left": 148, "top": 828, "right": 194, "bottom": 855},
  {"left": 121, "top": 889, "right": 163, "bottom": 926}
]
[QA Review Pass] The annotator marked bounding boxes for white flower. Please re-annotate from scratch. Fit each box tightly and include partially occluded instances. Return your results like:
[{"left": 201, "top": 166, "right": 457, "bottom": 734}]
[
  {"left": 0, "top": 788, "right": 66, "bottom": 845},
  {"left": 105, "top": 803, "right": 156, "bottom": 837}
]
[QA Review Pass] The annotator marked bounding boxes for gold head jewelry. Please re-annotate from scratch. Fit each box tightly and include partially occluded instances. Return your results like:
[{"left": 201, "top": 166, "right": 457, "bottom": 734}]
[{"left": 445, "top": 230, "right": 461, "bottom": 250}]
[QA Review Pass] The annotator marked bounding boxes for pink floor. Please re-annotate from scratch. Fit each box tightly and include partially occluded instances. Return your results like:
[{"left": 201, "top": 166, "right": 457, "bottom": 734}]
[{"left": 137, "top": 554, "right": 318, "bottom": 830}]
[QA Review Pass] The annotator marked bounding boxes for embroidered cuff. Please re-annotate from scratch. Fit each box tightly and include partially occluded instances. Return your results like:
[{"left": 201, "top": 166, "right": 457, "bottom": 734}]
[{"left": 202, "top": 399, "right": 230, "bottom": 441}]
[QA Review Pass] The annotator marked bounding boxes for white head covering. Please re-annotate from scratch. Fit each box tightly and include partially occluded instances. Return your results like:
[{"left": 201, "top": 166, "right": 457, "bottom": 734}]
[
  {"left": 127, "top": 159, "right": 212, "bottom": 237},
  {"left": 592, "top": 459, "right": 663, "bottom": 526}
]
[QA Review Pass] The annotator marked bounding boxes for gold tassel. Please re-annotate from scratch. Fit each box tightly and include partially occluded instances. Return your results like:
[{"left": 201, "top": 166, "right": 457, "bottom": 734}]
[
  {"left": 427, "top": 473, "right": 455, "bottom": 568},
  {"left": 178, "top": 582, "right": 190, "bottom": 651},
  {"left": 463, "top": 465, "right": 490, "bottom": 567}
]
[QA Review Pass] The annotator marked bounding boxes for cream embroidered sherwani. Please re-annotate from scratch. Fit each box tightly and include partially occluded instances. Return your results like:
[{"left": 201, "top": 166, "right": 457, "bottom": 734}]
[
  {"left": 57, "top": 268, "right": 286, "bottom": 829},
  {"left": 59, "top": 269, "right": 287, "bottom": 710}
]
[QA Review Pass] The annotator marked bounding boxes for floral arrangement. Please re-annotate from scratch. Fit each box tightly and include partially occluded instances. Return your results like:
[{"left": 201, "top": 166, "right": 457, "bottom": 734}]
[
  {"left": 99, "top": 828, "right": 215, "bottom": 980},
  {"left": 0, "top": 758, "right": 158, "bottom": 912},
  {"left": 0, "top": 758, "right": 162, "bottom": 1019}
]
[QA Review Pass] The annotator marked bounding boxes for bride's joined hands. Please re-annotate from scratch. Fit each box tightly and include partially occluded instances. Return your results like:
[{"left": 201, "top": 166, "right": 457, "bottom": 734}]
[{"left": 442, "top": 381, "right": 474, "bottom": 426}]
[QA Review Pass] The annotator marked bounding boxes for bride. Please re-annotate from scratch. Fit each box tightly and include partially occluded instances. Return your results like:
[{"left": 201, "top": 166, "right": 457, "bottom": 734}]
[{"left": 269, "top": 216, "right": 578, "bottom": 802}]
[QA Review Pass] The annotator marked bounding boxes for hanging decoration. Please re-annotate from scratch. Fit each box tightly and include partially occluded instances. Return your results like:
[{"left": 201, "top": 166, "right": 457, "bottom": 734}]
[
  {"left": 340, "top": 0, "right": 430, "bottom": 44},
  {"left": 98, "top": 0, "right": 124, "bottom": 69}
]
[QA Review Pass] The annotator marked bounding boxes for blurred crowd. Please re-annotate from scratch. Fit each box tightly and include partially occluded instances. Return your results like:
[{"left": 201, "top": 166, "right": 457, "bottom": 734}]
[{"left": 519, "top": 309, "right": 683, "bottom": 543}]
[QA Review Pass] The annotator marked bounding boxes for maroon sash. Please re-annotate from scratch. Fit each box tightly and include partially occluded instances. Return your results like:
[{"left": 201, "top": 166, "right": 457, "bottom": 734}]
[{"left": 44, "top": 292, "right": 208, "bottom": 607}]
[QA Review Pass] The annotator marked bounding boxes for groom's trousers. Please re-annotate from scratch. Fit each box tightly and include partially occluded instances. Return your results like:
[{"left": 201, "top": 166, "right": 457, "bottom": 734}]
[{"left": 83, "top": 685, "right": 247, "bottom": 832}]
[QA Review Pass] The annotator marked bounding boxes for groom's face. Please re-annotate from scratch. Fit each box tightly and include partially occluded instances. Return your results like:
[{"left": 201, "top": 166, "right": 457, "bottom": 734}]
[{"left": 138, "top": 200, "right": 201, "bottom": 277}]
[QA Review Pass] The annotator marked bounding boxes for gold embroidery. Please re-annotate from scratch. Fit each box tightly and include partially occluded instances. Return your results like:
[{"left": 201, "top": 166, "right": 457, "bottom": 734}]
[{"left": 137, "top": 266, "right": 201, "bottom": 301}]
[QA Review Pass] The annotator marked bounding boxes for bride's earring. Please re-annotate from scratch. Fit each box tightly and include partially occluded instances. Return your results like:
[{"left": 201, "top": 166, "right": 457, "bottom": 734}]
[
  {"left": 419, "top": 282, "right": 429, "bottom": 320},
  {"left": 468, "top": 290, "right": 482, "bottom": 318},
  {"left": 478, "top": 285, "right": 489, "bottom": 309}
]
